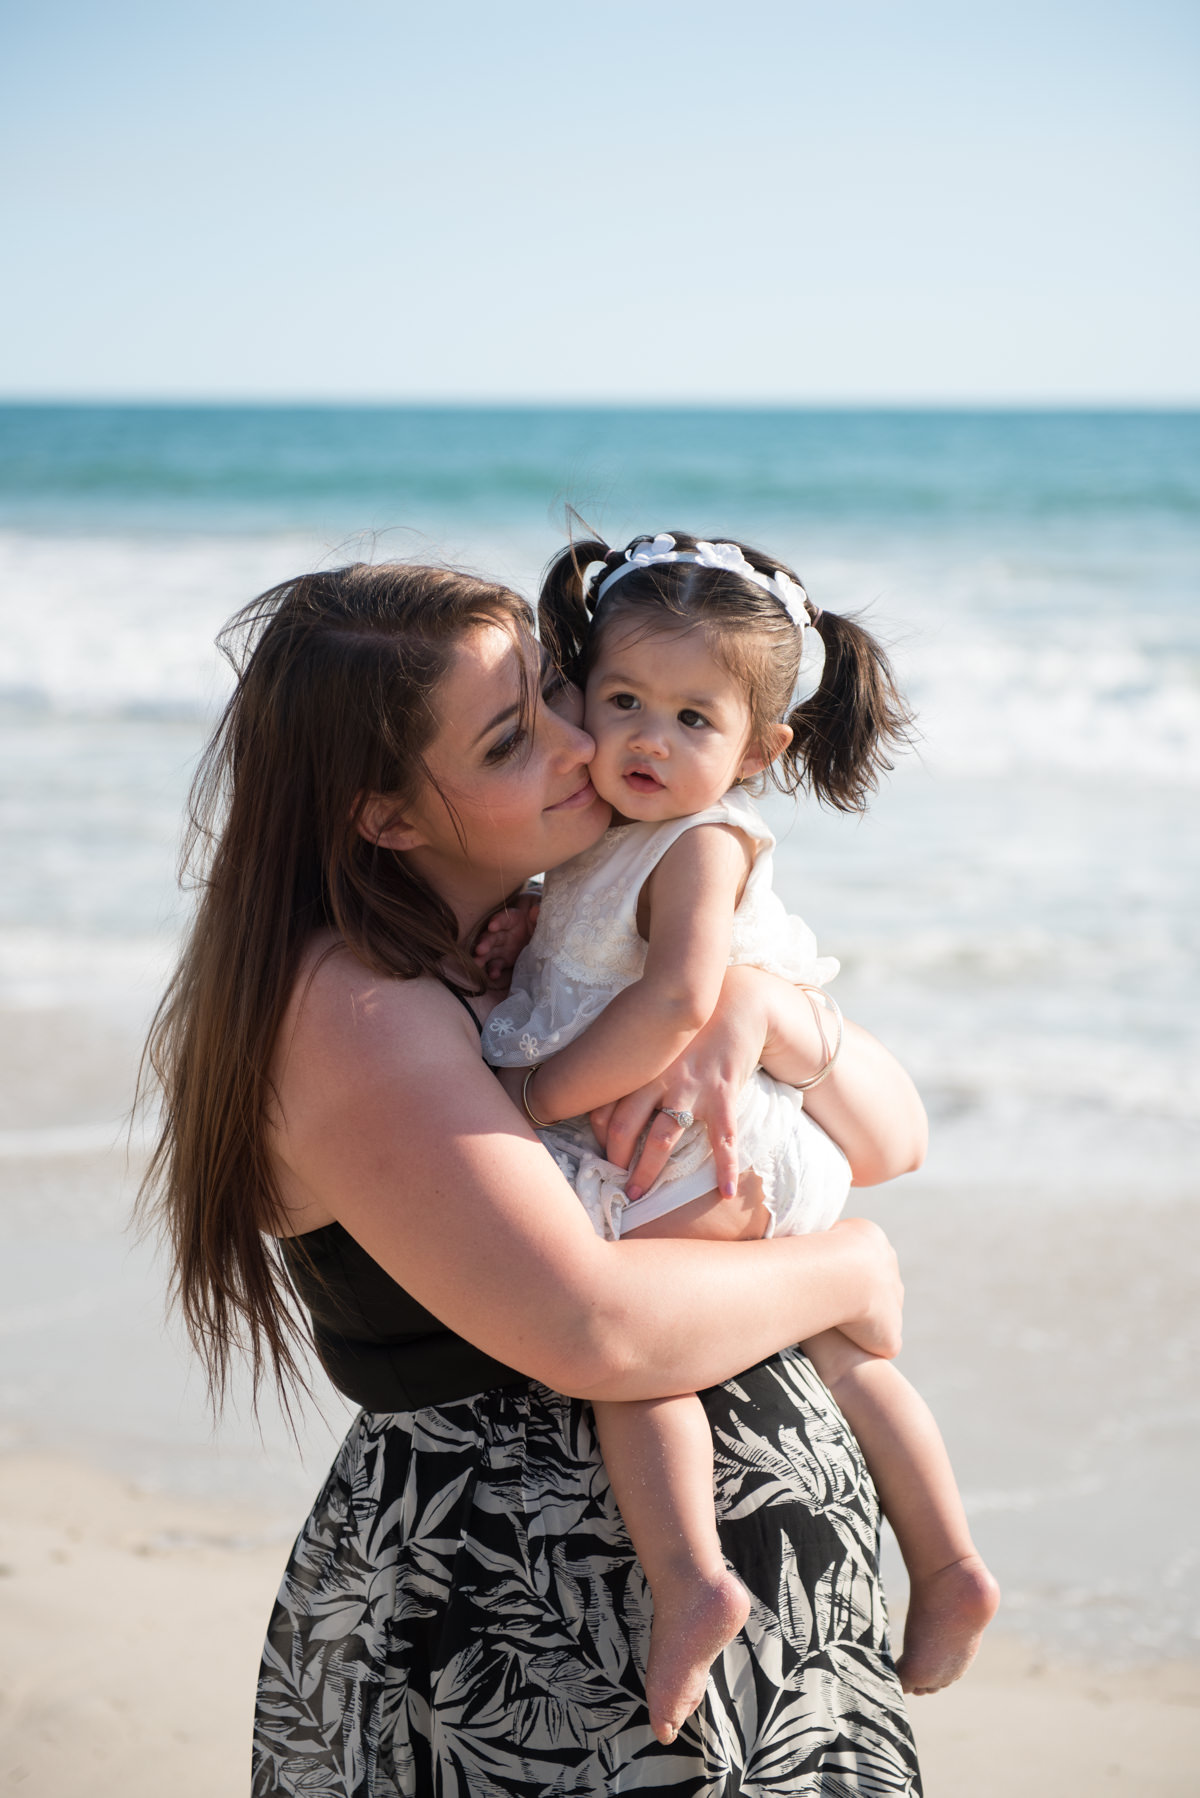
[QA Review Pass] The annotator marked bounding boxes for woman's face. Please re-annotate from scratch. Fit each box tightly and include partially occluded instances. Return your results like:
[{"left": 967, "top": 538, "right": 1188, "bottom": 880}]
[{"left": 394, "top": 623, "right": 610, "bottom": 913}]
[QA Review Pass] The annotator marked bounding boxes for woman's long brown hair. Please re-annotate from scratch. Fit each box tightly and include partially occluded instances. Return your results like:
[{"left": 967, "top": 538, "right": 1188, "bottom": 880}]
[{"left": 137, "top": 562, "right": 535, "bottom": 1413}]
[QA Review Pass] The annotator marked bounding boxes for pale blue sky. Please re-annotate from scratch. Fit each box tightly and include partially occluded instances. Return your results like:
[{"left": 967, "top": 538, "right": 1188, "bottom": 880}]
[{"left": 2, "top": 0, "right": 1197, "bottom": 402}]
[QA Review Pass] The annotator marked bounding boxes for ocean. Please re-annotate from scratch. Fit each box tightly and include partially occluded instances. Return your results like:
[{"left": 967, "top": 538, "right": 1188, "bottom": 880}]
[{"left": 1, "top": 405, "right": 1197, "bottom": 1660}]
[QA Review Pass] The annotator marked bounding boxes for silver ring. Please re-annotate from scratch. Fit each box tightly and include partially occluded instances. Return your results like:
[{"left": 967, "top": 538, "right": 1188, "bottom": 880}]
[{"left": 659, "top": 1107, "right": 694, "bottom": 1130}]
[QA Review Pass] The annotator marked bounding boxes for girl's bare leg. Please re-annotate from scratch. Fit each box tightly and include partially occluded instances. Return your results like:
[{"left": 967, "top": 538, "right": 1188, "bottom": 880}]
[
  {"left": 803, "top": 1328, "right": 1000, "bottom": 1694},
  {"left": 596, "top": 1177, "right": 769, "bottom": 1742},
  {"left": 592, "top": 1392, "right": 750, "bottom": 1744}
]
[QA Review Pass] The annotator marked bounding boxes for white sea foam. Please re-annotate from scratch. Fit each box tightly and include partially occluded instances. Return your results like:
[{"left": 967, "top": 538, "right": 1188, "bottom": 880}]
[
  {"left": 0, "top": 532, "right": 318, "bottom": 715},
  {"left": 906, "top": 634, "right": 1200, "bottom": 783},
  {"left": 1, "top": 526, "right": 1196, "bottom": 1189},
  {"left": 0, "top": 1121, "right": 130, "bottom": 1160},
  {"left": 0, "top": 927, "right": 177, "bottom": 1012},
  {"left": 6, "top": 530, "right": 1198, "bottom": 783}
]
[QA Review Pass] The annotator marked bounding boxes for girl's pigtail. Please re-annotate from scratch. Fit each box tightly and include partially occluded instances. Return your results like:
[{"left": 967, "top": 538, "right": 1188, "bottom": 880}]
[
  {"left": 537, "top": 536, "right": 611, "bottom": 684},
  {"left": 785, "top": 611, "right": 914, "bottom": 812}
]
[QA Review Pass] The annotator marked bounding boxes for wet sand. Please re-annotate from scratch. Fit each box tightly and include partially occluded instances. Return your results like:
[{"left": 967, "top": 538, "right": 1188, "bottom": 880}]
[{"left": 0, "top": 1453, "right": 1197, "bottom": 1797}]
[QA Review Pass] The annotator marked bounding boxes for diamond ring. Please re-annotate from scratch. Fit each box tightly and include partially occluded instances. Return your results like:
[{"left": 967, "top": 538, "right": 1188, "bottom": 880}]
[{"left": 659, "top": 1107, "right": 695, "bottom": 1130}]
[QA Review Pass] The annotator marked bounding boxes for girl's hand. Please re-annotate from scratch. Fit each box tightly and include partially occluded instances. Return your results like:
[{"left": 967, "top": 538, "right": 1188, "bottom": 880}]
[
  {"left": 593, "top": 964, "right": 770, "bottom": 1201},
  {"left": 471, "top": 892, "right": 540, "bottom": 989}
]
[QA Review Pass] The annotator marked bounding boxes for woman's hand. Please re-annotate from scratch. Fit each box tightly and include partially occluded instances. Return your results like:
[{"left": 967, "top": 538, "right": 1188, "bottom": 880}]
[
  {"left": 591, "top": 961, "right": 928, "bottom": 1203},
  {"left": 592, "top": 964, "right": 771, "bottom": 1200}
]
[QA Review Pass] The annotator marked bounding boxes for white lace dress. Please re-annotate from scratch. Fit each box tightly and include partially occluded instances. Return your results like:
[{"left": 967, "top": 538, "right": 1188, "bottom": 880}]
[{"left": 484, "top": 788, "right": 851, "bottom": 1241}]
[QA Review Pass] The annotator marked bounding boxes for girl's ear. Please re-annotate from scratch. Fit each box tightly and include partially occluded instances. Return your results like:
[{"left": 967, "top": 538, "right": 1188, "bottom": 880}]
[
  {"left": 355, "top": 794, "right": 427, "bottom": 853},
  {"left": 738, "top": 722, "right": 792, "bottom": 782}
]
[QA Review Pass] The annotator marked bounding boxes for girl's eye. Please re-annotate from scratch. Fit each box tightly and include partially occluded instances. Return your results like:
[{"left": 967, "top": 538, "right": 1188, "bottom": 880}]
[
  {"left": 612, "top": 692, "right": 639, "bottom": 711},
  {"left": 678, "top": 709, "right": 709, "bottom": 730}
]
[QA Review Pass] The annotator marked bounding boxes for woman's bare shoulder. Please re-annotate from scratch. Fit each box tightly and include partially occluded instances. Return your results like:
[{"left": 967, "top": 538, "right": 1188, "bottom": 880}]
[
  {"left": 286, "top": 933, "right": 478, "bottom": 1058},
  {"left": 273, "top": 937, "right": 481, "bottom": 1121},
  {"left": 269, "top": 935, "right": 491, "bottom": 1231}
]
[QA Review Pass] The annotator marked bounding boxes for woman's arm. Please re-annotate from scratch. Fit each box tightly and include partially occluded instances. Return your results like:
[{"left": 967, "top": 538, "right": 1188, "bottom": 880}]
[
  {"left": 270, "top": 952, "right": 903, "bottom": 1404},
  {"left": 595, "top": 964, "right": 928, "bottom": 1197},
  {"left": 764, "top": 988, "right": 928, "bottom": 1187},
  {"left": 525, "top": 824, "right": 748, "bottom": 1124}
]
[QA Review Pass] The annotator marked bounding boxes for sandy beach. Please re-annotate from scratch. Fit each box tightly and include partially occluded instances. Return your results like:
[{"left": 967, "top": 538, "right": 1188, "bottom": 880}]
[{"left": 0, "top": 1451, "right": 1196, "bottom": 1796}]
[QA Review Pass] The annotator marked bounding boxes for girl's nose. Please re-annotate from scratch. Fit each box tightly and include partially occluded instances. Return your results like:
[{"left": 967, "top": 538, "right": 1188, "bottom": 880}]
[{"left": 630, "top": 719, "right": 668, "bottom": 757}]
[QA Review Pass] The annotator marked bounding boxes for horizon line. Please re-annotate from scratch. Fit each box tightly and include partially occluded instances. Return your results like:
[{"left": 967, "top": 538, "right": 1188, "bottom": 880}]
[{"left": 2, "top": 395, "right": 1199, "bottom": 414}]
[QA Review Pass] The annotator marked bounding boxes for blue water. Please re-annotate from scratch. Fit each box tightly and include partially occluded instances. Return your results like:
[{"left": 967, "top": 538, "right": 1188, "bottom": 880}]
[
  {"left": 0, "top": 406, "right": 1197, "bottom": 1655},
  {"left": 3, "top": 404, "right": 1198, "bottom": 541}
]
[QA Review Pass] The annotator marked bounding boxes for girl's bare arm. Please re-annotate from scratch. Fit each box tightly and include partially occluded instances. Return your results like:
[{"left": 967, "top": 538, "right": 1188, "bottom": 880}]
[
  {"left": 270, "top": 952, "right": 904, "bottom": 1403},
  {"left": 525, "top": 825, "right": 749, "bottom": 1124}
]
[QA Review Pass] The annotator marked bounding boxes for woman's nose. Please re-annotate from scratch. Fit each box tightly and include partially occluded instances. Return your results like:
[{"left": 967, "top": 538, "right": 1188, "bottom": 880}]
[{"left": 547, "top": 704, "right": 595, "bottom": 768}]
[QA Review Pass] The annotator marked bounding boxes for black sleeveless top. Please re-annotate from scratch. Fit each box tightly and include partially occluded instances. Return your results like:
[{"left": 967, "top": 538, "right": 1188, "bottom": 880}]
[{"left": 280, "top": 983, "right": 527, "bottom": 1411}]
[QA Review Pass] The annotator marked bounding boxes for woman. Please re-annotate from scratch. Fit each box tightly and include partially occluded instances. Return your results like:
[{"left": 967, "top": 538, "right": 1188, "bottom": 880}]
[{"left": 142, "top": 562, "right": 926, "bottom": 1795}]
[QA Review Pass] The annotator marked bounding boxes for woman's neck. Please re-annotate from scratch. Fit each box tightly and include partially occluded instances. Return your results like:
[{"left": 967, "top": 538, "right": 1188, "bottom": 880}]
[{"left": 408, "top": 850, "right": 532, "bottom": 950}]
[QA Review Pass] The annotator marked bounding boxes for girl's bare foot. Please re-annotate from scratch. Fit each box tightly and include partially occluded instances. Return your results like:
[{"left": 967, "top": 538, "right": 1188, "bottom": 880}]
[
  {"left": 645, "top": 1567, "right": 751, "bottom": 1744},
  {"left": 896, "top": 1553, "right": 1000, "bottom": 1695}
]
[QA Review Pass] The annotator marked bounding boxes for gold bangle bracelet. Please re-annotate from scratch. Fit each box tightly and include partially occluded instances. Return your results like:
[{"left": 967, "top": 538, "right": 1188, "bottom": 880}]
[
  {"left": 792, "top": 985, "right": 845, "bottom": 1091},
  {"left": 522, "top": 1065, "right": 550, "bottom": 1129}
]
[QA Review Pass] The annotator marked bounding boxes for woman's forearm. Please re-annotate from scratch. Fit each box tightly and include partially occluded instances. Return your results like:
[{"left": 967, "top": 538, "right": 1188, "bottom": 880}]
[
  {"left": 759, "top": 982, "right": 927, "bottom": 1185},
  {"left": 558, "top": 1217, "right": 903, "bottom": 1402}
]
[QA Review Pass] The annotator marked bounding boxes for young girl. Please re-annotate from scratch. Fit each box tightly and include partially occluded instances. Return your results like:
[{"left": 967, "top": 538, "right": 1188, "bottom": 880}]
[{"left": 482, "top": 531, "right": 999, "bottom": 1747}]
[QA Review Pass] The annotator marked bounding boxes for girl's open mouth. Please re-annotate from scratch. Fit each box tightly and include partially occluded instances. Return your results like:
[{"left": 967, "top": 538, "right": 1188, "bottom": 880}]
[{"left": 624, "top": 769, "right": 665, "bottom": 794}]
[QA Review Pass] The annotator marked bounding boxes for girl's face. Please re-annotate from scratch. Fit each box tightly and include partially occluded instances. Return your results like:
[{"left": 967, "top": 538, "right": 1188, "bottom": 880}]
[
  {"left": 377, "top": 624, "right": 610, "bottom": 921},
  {"left": 584, "top": 619, "right": 770, "bottom": 823}
]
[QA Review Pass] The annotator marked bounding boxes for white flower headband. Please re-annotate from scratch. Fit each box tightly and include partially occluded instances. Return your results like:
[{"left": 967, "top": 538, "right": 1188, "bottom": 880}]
[{"left": 585, "top": 534, "right": 827, "bottom": 709}]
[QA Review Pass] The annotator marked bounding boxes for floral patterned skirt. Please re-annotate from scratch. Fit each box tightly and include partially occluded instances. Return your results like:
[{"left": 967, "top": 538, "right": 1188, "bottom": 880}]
[{"left": 253, "top": 1348, "right": 921, "bottom": 1796}]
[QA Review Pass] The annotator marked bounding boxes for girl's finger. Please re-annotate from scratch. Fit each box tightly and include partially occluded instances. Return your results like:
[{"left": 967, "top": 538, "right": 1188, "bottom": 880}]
[{"left": 471, "top": 918, "right": 506, "bottom": 961}]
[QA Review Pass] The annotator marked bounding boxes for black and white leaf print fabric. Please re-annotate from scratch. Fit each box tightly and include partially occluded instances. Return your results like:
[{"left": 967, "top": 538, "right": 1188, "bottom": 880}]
[{"left": 254, "top": 1348, "right": 921, "bottom": 1796}]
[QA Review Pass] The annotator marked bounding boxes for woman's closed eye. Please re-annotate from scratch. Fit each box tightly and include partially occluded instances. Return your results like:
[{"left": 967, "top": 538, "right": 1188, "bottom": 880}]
[
  {"left": 484, "top": 727, "right": 527, "bottom": 764},
  {"left": 486, "top": 665, "right": 575, "bottom": 763}
]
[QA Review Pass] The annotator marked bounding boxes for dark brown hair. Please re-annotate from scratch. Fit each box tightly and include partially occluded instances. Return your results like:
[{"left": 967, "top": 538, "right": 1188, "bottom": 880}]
[
  {"left": 539, "top": 530, "right": 913, "bottom": 812},
  {"left": 137, "top": 561, "right": 535, "bottom": 1411}
]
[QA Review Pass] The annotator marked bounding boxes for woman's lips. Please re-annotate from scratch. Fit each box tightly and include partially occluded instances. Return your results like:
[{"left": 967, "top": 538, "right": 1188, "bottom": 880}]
[{"left": 546, "top": 778, "right": 600, "bottom": 812}]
